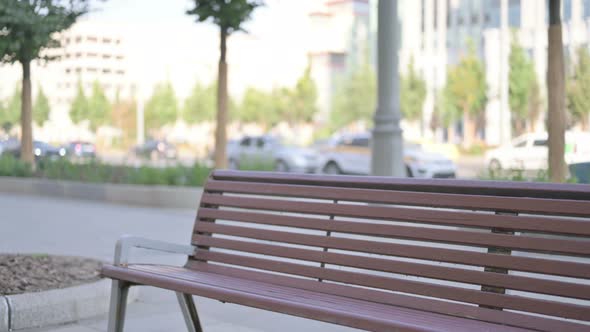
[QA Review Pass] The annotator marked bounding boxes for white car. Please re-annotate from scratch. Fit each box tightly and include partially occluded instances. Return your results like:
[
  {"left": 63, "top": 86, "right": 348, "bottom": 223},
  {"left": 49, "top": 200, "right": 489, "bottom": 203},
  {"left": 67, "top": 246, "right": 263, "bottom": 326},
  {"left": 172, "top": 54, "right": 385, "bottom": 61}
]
[
  {"left": 484, "top": 132, "right": 590, "bottom": 171},
  {"left": 317, "top": 133, "right": 456, "bottom": 178}
]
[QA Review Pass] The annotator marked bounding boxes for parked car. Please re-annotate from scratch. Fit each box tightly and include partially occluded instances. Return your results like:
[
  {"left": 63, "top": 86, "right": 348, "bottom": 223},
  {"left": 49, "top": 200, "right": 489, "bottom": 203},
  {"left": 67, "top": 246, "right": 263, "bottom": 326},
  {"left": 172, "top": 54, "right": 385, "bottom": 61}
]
[
  {"left": 132, "top": 140, "right": 177, "bottom": 160},
  {"left": 317, "top": 133, "right": 456, "bottom": 178},
  {"left": 484, "top": 132, "right": 590, "bottom": 171},
  {"left": 227, "top": 135, "right": 319, "bottom": 173},
  {"left": 1, "top": 139, "right": 65, "bottom": 160},
  {"left": 63, "top": 141, "right": 96, "bottom": 160}
]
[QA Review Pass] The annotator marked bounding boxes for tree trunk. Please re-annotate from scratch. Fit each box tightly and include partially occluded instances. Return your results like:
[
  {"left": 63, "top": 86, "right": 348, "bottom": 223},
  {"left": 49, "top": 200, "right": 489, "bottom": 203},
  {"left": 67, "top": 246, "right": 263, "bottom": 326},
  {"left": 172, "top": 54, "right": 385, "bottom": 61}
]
[
  {"left": 462, "top": 108, "right": 476, "bottom": 148},
  {"left": 20, "top": 60, "right": 34, "bottom": 165},
  {"left": 547, "top": 0, "right": 567, "bottom": 182},
  {"left": 214, "top": 28, "right": 229, "bottom": 169}
]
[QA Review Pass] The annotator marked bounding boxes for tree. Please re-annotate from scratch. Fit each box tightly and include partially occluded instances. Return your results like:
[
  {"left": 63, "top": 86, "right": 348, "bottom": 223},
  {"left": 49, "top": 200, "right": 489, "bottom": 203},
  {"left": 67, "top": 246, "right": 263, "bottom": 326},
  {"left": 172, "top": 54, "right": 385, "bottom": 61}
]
[
  {"left": 111, "top": 90, "right": 136, "bottom": 147},
  {"left": 238, "top": 87, "right": 275, "bottom": 125},
  {"left": 187, "top": 0, "right": 263, "bottom": 169},
  {"left": 33, "top": 85, "right": 50, "bottom": 126},
  {"left": 400, "top": 58, "right": 427, "bottom": 123},
  {"left": 144, "top": 82, "right": 178, "bottom": 132},
  {"left": 1, "top": 85, "right": 21, "bottom": 131},
  {"left": 567, "top": 46, "right": 590, "bottom": 130},
  {"left": 183, "top": 81, "right": 216, "bottom": 124},
  {"left": 508, "top": 34, "right": 536, "bottom": 136},
  {"left": 87, "top": 81, "right": 110, "bottom": 130},
  {"left": 331, "top": 64, "right": 376, "bottom": 129},
  {"left": 70, "top": 81, "right": 87, "bottom": 125},
  {"left": 547, "top": 0, "right": 566, "bottom": 182},
  {"left": 288, "top": 65, "right": 318, "bottom": 123},
  {"left": 0, "top": 0, "right": 89, "bottom": 164},
  {"left": 444, "top": 45, "right": 487, "bottom": 147}
]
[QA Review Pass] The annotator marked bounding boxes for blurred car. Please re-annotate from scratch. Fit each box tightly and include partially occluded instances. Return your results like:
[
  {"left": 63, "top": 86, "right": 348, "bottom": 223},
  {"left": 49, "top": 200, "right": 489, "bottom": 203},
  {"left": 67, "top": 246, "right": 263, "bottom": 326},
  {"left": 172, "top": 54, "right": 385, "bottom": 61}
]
[
  {"left": 1, "top": 139, "right": 65, "bottom": 160},
  {"left": 64, "top": 141, "right": 96, "bottom": 160},
  {"left": 227, "top": 135, "right": 319, "bottom": 173},
  {"left": 318, "top": 133, "right": 456, "bottom": 178},
  {"left": 132, "top": 140, "right": 177, "bottom": 160},
  {"left": 484, "top": 131, "right": 590, "bottom": 171}
]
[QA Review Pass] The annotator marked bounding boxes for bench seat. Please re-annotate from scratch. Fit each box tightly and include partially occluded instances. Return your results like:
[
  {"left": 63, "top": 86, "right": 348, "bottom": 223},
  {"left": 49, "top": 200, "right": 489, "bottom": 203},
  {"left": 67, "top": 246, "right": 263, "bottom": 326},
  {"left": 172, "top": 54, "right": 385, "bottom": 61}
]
[{"left": 103, "top": 264, "right": 535, "bottom": 332}]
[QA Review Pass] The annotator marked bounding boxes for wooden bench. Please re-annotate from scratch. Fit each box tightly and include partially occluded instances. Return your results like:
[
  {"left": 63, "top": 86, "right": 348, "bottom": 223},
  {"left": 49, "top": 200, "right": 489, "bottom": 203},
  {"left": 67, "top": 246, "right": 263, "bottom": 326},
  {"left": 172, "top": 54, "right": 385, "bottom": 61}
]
[{"left": 102, "top": 170, "right": 590, "bottom": 332}]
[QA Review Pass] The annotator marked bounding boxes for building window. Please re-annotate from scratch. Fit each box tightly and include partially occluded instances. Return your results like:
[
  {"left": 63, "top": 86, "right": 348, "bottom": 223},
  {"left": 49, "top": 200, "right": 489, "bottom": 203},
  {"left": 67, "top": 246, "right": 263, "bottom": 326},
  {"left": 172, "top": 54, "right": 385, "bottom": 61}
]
[
  {"left": 75, "top": 52, "right": 82, "bottom": 58},
  {"left": 102, "top": 68, "right": 111, "bottom": 74},
  {"left": 87, "top": 52, "right": 97, "bottom": 57},
  {"left": 115, "top": 55, "right": 124, "bottom": 60},
  {"left": 75, "top": 67, "right": 81, "bottom": 73},
  {"left": 65, "top": 53, "right": 71, "bottom": 59},
  {"left": 65, "top": 68, "right": 71, "bottom": 74},
  {"left": 87, "top": 36, "right": 97, "bottom": 42},
  {"left": 87, "top": 67, "right": 97, "bottom": 73},
  {"left": 75, "top": 36, "right": 81, "bottom": 43},
  {"left": 509, "top": 0, "right": 521, "bottom": 27},
  {"left": 116, "top": 70, "right": 125, "bottom": 75},
  {"left": 102, "top": 54, "right": 111, "bottom": 59},
  {"left": 102, "top": 38, "right": 111, "bottom": 44},
  {"left": 564, "top": 0, "right": 572, "bottom": 22}
]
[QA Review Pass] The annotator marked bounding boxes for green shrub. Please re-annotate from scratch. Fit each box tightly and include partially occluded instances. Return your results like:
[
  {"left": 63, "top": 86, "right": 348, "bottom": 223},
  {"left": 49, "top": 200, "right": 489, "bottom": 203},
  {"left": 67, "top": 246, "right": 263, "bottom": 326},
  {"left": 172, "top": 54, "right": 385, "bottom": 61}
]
[
  {"left": 0, "top": 156, "right": 211, "bottom": 187},
  {"left": 0, "top": 155, "right": 33, "bottom": 177},
  {"left": 479, "top": 168, "right": 577, "bottom": 183}
]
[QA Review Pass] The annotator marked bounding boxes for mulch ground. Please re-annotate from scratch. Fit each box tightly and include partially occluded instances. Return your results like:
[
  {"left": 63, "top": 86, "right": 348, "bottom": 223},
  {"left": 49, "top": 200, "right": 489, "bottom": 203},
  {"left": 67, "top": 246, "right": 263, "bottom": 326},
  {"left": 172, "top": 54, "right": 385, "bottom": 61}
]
[{"left": 0, "top": 254, "right": 102, "bottom": 295}]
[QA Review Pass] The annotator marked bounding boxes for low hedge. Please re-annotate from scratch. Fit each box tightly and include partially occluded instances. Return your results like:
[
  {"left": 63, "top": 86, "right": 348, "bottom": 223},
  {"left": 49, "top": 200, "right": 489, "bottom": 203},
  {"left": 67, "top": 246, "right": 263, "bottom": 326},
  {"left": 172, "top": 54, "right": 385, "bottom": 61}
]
[{"left": 0, "top": 155, "right": 211, "bottom": 187}]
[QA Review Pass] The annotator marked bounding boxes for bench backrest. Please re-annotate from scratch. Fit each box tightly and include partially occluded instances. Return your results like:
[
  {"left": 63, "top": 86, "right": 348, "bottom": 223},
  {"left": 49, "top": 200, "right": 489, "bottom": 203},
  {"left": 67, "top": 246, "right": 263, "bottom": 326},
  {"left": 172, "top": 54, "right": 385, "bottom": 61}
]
[{"left": 188, "top": 170, "right": 590, "bottom": 331}]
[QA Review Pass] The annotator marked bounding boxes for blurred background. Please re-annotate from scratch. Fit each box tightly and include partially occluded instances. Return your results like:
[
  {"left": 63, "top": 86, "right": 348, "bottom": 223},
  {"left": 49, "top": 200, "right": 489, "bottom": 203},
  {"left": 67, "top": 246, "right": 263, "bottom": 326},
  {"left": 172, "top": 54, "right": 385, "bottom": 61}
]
[{"left": 1, "top": 0, "right": 590, "bottom": 184}]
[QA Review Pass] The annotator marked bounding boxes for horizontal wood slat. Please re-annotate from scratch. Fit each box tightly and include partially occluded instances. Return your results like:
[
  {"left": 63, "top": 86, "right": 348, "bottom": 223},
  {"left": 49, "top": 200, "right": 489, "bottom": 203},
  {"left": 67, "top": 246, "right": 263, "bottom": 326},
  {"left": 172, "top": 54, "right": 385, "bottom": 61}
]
[
  {"left": 200, "top": 194, "right": 590, "bottom": 237},
  {"left": 194, "top": 235, "right": 590, "bottom": 300},
  {"left": 193, "top": 222, "right": 590, "bottom": 279},
  {"left": 192, "top": 250, "right": 590, "bottom": 320},
  {"left": 197, "top": 208, "right": 590, "bottom": 256},
  {"left": 205, "top": 180, "right": 590, "bottom": 217},
  {"left": 211, "top": 170, "right": 590, "bottom": 200},
  {"left": 184, "top": 262, "right": 589, "bottom": 332}
]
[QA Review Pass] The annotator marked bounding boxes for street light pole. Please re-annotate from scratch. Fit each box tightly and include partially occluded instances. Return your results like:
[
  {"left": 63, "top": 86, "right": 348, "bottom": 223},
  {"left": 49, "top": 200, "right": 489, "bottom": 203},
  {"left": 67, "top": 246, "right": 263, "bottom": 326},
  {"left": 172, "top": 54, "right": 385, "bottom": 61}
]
[{"left": 372, "top": 0, "right": 404, "bottom": 177}]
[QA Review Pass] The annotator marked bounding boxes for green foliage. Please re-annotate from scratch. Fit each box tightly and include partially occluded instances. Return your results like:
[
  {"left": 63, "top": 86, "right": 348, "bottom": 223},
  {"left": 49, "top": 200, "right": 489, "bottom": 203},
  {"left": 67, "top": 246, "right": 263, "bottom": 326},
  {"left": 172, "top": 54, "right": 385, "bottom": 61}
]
[
  {"left": 145, "top": 82, "right": 178, "bottom": 131},
  {"left": 183, "top": 81, "right": 216, "bottom": 123},
  {"left": 0, "top": 156, "right": 211, "bottom": 187},
  {"left": 111, "top": 95, "right": 136, "bottom": 147},
  {"left": 567, "top": 46, "right": 590, "bottom": 128},
  {"left": 33, "top": 85, "right": 50, "bottom": 126},
  {"left": 400, "top": 58, "right": 427, "bottom": 121},
  {"left": 186, "top": 0, "right": 263, "bottom": 34},
  {"left": 1, "top": 84, "right": 21, "bottom": 127},
  {"left": 508, "top": 35, "right": 536, "bottom": 134},
  {"left": 87, "top": 81, "right": 110, "bottom": 130},
  {"left": 288, "top": 65, "right": 318, "bottom": 123},
  {"left": 331, "top": 64, "right": 376, "bottom": 129},
  {"left": 0, "top": 1, "right": 88, "bottom": 64},
  {"left": 443, "top": 46, "right": 487, "bottom": 119},
  {"left": 69, "top": 81, "right": 87, "bottom": 125},
  {"left": 0, "top": 155, "right": 32, "bottom": 177},
  {"left": 238, "top": 87, "right": 276, "bottom": 124}
]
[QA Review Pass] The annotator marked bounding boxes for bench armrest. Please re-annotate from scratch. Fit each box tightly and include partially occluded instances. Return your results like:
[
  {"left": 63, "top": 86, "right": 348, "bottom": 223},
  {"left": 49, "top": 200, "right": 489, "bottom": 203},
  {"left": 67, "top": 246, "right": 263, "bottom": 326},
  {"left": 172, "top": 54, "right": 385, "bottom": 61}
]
[{"left": 113, "top": 235, "right": 196, "bottom": 266}]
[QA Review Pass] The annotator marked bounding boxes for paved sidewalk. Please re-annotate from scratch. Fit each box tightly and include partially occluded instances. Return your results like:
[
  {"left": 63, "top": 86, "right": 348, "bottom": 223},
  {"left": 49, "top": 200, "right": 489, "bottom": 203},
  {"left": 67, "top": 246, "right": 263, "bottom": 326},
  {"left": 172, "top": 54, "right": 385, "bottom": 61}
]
[{"left": 0, "top": 193, "right": 356, "bottom": 332}]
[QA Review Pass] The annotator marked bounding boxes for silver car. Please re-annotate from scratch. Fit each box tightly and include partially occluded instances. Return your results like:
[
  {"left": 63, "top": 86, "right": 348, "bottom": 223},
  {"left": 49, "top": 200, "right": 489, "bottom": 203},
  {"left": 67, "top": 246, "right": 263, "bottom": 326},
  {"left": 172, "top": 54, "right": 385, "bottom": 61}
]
[
  {"left": 227, "top": 136, "right": 319, "bottom": 173},
  {"left": 318, "top": 133, "right": 456, "bottom": 178}
]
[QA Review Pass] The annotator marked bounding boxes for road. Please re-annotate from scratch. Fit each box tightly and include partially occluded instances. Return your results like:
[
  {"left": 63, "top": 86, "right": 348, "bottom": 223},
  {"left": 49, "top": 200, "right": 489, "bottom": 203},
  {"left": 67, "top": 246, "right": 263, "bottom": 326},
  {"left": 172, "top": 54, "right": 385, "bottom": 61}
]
[{"left": 0, "top": 193, "right": 357, "bottom": 332}]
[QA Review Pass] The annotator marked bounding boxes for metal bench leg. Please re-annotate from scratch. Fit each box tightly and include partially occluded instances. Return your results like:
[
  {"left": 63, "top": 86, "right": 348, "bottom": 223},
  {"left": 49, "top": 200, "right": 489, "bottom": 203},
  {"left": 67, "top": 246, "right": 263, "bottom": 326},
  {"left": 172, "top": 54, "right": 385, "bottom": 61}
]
[
  {"left": 176, "top": 292, "right": 203, "bottom": 332},
  {"left": 107, "top": 280, "right": 130, "bottom": 332}
]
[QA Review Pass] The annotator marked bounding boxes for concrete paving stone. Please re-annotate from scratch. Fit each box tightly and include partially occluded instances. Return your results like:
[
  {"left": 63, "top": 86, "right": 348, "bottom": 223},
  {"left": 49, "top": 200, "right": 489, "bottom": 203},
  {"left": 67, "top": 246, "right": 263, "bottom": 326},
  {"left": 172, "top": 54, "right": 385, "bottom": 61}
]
[{"left": 0, "top": 297, "right": 8, "bottom": 332}]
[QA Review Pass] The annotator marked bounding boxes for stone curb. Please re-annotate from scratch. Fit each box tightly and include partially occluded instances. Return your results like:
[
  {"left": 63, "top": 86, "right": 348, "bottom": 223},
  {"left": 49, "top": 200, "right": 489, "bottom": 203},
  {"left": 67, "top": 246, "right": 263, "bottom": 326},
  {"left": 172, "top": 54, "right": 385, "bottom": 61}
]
[
  {"left": 0, "top": 176, "right": 203, "bottom": 209},
  {"left": 0, "top": 279, "right": 139, "bottom": 331}
]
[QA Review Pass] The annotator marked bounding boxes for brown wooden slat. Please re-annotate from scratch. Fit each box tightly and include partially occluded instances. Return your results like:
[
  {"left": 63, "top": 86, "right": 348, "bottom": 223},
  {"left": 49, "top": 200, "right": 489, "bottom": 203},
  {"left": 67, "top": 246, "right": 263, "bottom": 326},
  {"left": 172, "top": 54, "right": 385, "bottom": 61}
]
[
  {"left": 205, "top": 179, "right": 590, "bottom": 218},
  {"left": 200, "top": 194, "right": 590, "bottom": 238},
  {"left": 192, "top": 250, "right": 590, "bottom": 320},
  {"left": 194, "top": 235, "right": 590, "bottom": 300},
  {"left": 185, "top": 261, "right": 589, "bottom": 332},
  {"left": 193, "top": 222, "right": 590, "bottom": 278},
  {"left": 197, "top": 208, "right": 590, "bottom": 256},
  {"left": 211, "top": 170, "right": 590, "bottom": 201}
]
